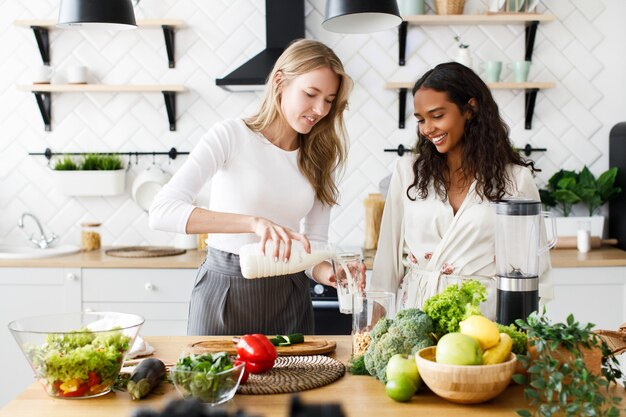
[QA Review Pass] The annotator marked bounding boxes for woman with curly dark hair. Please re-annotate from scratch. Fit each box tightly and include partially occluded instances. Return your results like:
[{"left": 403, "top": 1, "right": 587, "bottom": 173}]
[{"left": 370, "top": 62, "right": 553, "bottom": 318}]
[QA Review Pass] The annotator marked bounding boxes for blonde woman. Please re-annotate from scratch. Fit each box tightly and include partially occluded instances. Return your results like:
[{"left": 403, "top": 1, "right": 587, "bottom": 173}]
[{"left": 150, "top": 39, "right": 353, "bottom": 335}]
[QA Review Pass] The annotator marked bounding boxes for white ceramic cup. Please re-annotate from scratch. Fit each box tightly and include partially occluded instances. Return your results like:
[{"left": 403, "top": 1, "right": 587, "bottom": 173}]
[
  {"left": 131, "top": 166, "right": 172, "bottom": 212},
  {"left": 67, "top": 66, "right": 88, "bottom": 84},
  {"left": 33, "top": 65, "right": 53, "bottom": 83}
]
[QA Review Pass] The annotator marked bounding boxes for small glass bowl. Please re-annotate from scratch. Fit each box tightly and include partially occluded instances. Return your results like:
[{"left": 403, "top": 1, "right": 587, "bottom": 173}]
[{"left": 170, "top": 361, "right": 245, "bottom": 406}]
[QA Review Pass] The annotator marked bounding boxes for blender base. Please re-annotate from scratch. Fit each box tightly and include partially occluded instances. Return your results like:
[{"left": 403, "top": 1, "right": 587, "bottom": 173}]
[{"left": 496, "top": 289, "right": 538, "bottom": 326}]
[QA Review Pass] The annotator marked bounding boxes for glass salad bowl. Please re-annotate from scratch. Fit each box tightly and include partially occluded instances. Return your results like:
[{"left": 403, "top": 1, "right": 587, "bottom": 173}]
[
  {"left": 170, "top": 353, "right": 246, "bottom": 406},
  {"left": 8, "top": 311, "right": 144, "bottom": 399}
]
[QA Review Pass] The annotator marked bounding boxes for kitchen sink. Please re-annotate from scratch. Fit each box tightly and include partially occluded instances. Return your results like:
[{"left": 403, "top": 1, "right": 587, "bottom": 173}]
[{"left": 0, "top": 244, "right": 80, "bottom": 259}]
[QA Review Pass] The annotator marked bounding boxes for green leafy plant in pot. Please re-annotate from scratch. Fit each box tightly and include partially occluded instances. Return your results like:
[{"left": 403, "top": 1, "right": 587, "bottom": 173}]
[
  {"left": 52, "top": 154, "right": 125, "bottom": 196},
  {"left": 513, "top": 310, "right": 625, "bottom": 417},
  {"left": 53, "top": 154, "right": 123, "bottom": 171},
  {"left": 540, "top": 167, "right": 621, "bottom": 217}
]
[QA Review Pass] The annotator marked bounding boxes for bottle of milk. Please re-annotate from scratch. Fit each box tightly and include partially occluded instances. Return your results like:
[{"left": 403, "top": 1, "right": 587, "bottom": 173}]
[{"left": 239, "top": 241, "right": 335, "bottom": 279}]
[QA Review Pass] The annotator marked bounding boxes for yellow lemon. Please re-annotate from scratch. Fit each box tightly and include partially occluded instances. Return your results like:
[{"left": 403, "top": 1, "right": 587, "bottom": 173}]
[{"left": 459, "top": 315, "right": 500, "bottom": 350}]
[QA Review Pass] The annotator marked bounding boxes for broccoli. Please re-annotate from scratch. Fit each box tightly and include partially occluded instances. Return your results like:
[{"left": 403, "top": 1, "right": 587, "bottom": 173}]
[
  {"left": 422, "top": 279, "right": 487, "bottom": 339},
  {"left": 363, "top": 308, "right": 435, "bottom": 382}
]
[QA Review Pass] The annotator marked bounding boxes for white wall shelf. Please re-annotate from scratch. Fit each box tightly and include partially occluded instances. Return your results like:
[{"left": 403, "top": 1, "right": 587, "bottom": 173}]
[
  {"left": 14, "top": 19, "right": 185, "bottom": 68},
  {"left": 395, "top": 13, "right": 555, "bottom": 130},
  {"left": 17, "top": 84, "right": 185, "bottom": 131},
  {"left": 397, "top": 13, "right": 554, "bottom": 66},
  {"left": 385, "top": 81, "right": 555, "bottom": 130}
]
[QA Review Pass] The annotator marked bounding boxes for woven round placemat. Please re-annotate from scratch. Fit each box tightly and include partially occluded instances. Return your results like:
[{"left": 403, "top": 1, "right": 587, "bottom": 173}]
[
  {"left": 105, "top": 246, "right": 186, "bottom": 258},
  {"left": 237, "top": 355, "right": 345, "bottom": 395}
]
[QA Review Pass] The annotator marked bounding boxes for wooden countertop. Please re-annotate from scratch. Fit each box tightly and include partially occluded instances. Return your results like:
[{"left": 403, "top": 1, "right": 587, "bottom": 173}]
[
  {"left": 363, "top": 247, "right": 626, "bottom": 270},
  {"left": 5, "top": 336, "right": 623, "bottom": 417},
  {"left": 0, "top": 247, "right": 207, "bottom": 268},
  {"left": 1, "top": 246, "right": 625, "bottom": 269}
]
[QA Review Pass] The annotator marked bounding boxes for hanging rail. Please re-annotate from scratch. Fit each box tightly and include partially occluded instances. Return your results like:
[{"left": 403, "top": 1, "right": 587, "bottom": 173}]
[
  {"left": 384, "top": 143, "right": 546, "bottom": 157},
  {"left": 29, "top": 147, "right": 189, "bottom": 161}
]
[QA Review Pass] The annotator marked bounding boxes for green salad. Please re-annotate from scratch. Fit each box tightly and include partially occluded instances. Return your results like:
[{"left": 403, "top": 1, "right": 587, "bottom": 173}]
[
  {"left": 172, "top": 352, "right": 239, "bottom": 403},
  {"left": 25, "top": 327, "right": 131, "bottom": 398}
]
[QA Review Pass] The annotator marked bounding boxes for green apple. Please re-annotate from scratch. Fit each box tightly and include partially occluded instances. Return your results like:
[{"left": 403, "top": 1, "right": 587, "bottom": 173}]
[
  {"left": 386, "top": 354, "right": 421, "bottom": 387},
  {"left": 436, "top": 332, "right": 483, "bottom": 365},
  {"left": 385, "top": 375, "right": 417, "bottom": 402}
]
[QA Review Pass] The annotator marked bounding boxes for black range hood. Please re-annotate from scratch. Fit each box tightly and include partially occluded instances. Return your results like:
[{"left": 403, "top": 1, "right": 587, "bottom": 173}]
[{"left": 216, "top": 0, "right": 304, "bottom": 92}]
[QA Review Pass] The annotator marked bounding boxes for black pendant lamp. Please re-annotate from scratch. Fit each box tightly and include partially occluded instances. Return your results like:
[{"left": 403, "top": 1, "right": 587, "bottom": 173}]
[
  {"left": 322, "top": 0, "right": 402, "bottom": 34},
  {"left": 58, "top": 0, "right": 137, "bottom": 30}
]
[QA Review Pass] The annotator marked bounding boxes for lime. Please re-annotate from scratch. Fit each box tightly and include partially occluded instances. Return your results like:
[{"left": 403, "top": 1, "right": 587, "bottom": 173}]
[{"left": 385, "top": 375, "right": 417, "bottom": 402}]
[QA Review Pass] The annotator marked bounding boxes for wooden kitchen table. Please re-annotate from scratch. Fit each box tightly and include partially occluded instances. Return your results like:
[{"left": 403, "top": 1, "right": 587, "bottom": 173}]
[{"left": 1, "top": 336, "right": 625, "bottom": 417}]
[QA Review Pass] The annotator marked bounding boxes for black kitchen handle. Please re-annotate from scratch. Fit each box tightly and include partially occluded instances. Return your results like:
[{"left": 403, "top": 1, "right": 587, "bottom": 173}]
[
  {"left": 384, "top": 144, "right": 414, "bottom": 156},
  {"left": 517, "top": 143, "right": 547, "bottom": 156}
]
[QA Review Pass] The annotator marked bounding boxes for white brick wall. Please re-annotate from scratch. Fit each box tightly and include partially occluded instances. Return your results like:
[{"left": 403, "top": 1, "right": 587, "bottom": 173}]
[{"left": 1, "top": 0, "right": 625, "bottom": 249}]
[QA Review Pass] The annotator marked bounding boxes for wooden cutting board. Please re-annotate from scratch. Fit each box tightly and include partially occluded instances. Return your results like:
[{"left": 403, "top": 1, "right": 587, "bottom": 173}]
[
  {"left": 188, "top": 338, "right": 337, "bottom": 356},
  {"left": 105, "top": 246, "right": 186, "bottom": 258}
]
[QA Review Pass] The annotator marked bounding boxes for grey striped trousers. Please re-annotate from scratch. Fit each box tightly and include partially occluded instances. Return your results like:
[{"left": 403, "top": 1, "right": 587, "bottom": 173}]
[{"left": 187, "top": 246, "right": 315, "bottom": 336}]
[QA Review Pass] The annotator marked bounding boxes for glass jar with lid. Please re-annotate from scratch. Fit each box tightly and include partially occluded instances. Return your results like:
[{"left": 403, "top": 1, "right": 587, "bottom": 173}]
[{"left": 81, "top": 222, "right": 101, "bottom": 252}]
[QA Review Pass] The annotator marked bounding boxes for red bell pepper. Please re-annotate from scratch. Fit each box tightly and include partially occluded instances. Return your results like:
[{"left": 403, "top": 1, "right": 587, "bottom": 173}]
[{"left": 235, "top": 334, "right": 277, "bottom": 374}]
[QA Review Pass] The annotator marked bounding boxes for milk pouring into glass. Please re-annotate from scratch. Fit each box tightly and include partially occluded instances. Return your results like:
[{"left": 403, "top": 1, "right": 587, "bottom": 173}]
[{"left": 239, "top": 241, "right": 363, "bottom": 314}]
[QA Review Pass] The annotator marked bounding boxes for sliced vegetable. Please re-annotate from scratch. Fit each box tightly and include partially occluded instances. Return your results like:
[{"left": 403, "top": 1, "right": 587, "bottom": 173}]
[
  {"left": 235, "top": 334, "right": 277, "bottom": 374},
  {"left": 127, "top": 358, "right": 166, "bottom": 400},
  {"left": 269, "top": 333, "right": 305, "bottom": 346}
]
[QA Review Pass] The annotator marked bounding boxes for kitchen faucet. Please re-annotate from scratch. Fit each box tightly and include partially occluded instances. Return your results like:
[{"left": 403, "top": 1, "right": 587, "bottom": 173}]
[{"left": 18, "top": 213, "right": 57, "bottom": 249}]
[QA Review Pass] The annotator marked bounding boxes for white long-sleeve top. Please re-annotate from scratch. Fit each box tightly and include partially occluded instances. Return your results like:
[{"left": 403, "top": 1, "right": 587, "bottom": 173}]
[
  {"left": 370, "top": 156, "right": 553, "bottom": 317},
  {"left": 149, "top": 119, "right": 330, "bottom": 254}
]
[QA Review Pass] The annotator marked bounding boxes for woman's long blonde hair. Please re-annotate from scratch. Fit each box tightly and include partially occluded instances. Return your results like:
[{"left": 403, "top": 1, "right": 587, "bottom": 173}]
[{"left": 245, "top": 39, "right": 352, "bottom": 206}]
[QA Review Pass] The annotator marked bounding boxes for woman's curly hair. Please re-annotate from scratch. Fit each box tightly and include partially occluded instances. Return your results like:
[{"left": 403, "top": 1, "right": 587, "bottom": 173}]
[{"left": 407, "top": 62, "right": 537, "bottom": 202}]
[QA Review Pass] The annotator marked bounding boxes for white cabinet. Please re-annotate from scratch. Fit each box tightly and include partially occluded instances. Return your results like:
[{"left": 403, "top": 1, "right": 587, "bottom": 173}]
[
  {"left": 82, "top": 268, "right": 196, "bottom": 336},
  {"left": 0, "top": 268, "right": 81, "bottom": 408},
  {"left": 545, "top": 267, "right": 626, "bottom": 329},
  {"left": 545, "top": 266, "right": 626, "bottom": 378}
]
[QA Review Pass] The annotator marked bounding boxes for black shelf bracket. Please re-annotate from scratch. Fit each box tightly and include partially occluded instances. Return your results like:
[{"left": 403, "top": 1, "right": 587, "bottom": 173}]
[
  {"left": 398, "top": 88, "right": 408, "bottom": 129},
  {"left": 31, "top": 26, "right": 50, "bottom": 65},
  {"left": 29, "top": 90, "right": 178, "bottom": 132},
  {"left": 163, "top": 91, "right": 177, "bottom": 131},
  {"left": 398, "top": 21, "right": 408, "bottom": 66},
  {"left": 525, "top": 21, "right": 539, "bottom": 61},
  {"left": 162, "top": 25, "right": 176, "bottom": 68},
  {"left": 525, "top": 88, "right": 539, "bottom": 130},
  {"left": 33, "top": 92, "right": 52, "bottom": 132}
]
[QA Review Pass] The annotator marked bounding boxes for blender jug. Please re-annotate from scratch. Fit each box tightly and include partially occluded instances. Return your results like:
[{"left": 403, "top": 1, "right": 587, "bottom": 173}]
[{"left": 494, "top": 199, "right": 556, "bottom": 325}]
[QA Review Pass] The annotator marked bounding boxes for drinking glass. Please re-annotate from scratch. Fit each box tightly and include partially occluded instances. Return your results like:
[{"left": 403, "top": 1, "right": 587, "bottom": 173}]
[
  {"left": 352, "top": 291, "right": 395, "bottom": 356},
  {"left": 332, "top": 253, "right": 365, "bottom": 314}
]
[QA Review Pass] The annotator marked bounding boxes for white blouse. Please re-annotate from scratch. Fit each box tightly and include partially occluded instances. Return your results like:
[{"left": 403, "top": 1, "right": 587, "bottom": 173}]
[
  {"left": 149, "top": 119, "right": 330, "bottom": 254},
  {"left": 370, "top": 156, "right": 553, "bottom": 317}
]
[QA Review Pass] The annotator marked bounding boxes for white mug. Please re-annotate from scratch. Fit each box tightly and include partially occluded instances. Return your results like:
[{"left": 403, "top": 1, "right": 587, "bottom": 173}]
[
  {"left": 67, "top": 66, "right": 88, "bottom": 84},
  {"left": 33, "top": 65, "right": 53, "bottom": 84}
]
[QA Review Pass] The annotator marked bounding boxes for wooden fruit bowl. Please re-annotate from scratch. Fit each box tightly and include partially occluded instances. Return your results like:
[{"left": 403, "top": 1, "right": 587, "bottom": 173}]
[{"left": 415, "top": 346, "right": 517, "bottom": 404}]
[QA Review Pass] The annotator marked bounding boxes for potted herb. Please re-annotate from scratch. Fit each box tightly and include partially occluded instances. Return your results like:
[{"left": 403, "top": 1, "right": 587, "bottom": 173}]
[
  {"left": 53, "top": 154, "right": 126, "bottom": 196},
  {"left": 514, "top": 311, "right": 624, "bottom": 417},
  {"left": 539, "top": 167, "right": 621, "bottom": 238}
]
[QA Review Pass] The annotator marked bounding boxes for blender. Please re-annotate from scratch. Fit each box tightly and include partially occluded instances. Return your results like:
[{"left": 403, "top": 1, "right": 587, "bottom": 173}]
[{"left": 494, "top": 199, "right": 556, "bottom": 325}]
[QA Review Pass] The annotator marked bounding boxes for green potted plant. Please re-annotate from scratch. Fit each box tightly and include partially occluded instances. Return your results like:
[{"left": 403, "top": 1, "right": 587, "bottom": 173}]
[
  {"left": 53, "top": 154, "right": 126, "bottom": 196},
  {"left": 539, "top": 167, "right": 621, "bottom": 238},
  {"left": 513, "top": 311, "right": 624, "bottom": 417}
]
